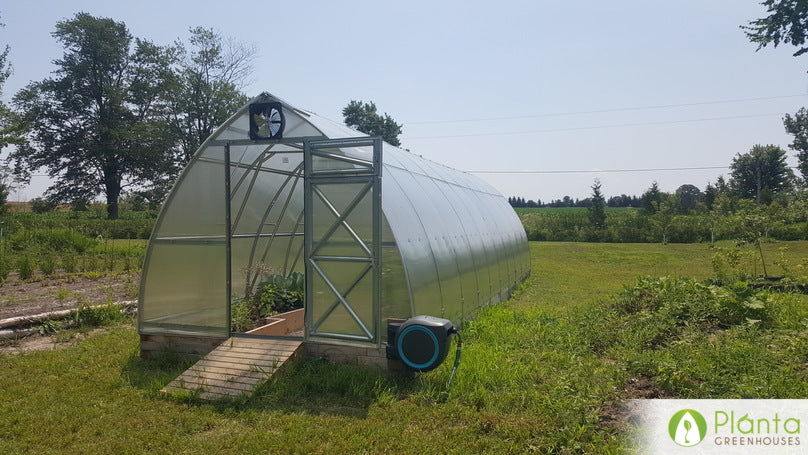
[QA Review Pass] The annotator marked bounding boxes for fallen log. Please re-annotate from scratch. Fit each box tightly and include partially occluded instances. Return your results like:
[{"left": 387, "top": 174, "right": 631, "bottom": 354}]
[{"left": 0, "top": 300, "right": 137, "bottom": 330}]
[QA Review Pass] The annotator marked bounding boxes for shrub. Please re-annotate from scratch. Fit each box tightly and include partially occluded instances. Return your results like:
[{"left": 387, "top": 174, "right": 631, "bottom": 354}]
[
  {"left": 74, "top": 301, "right": 125, "bottom": 326},
  {"left": 61, "top": 254, "right": 77, "bottom": 273},
  {"left": 30, "top": 197, "right": 57, "bottom": 214},
  {"left": 39, "top": 254, "right": 56, "bottom": 276},
  {"left": 611, "top": 276, "right": 773, "bottom": 329},
  {"left": 71, "top": 199, "right": 89, "bottom": 211},
  {"left": 17, "top": 256, "right": 34, "bottom": 280},
  {"left": 10, "top": 228, "right": 97, "bottom": 253},
  {"left": 0, "top": 257, "right": 9, "bottom": 283}
]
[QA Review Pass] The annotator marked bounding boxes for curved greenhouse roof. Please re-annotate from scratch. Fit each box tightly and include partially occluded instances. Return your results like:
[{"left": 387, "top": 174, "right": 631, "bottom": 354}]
[{"left": 138, "top": 93, "right": 529, "bottom": 345}]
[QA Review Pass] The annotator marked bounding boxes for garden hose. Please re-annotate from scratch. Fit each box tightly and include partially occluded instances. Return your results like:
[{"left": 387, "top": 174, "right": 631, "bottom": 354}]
[{"left": 445, "top": 329, "right": 463, "bottom": 391}]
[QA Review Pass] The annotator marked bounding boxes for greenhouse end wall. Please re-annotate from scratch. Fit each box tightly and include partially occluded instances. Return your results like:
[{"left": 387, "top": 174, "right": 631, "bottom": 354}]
[{"left": 139, "top": 93, "right": 530, "bottom": 354}]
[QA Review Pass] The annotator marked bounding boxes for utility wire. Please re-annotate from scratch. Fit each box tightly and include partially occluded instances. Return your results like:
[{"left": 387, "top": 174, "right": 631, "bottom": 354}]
[
  {"left": 467, "top": 165, "right": 802, "bottom": 175},
  {"left": 405, "top": 93, "right": 807, "bottom": 125},
  {"left": 467, "top": 166, "right": 730, "bottom": 174}
]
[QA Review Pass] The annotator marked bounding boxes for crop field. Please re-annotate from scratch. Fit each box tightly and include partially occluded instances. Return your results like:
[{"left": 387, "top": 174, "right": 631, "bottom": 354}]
[{"left": 1, "top": 241, "right": 807, "bottom": 453}]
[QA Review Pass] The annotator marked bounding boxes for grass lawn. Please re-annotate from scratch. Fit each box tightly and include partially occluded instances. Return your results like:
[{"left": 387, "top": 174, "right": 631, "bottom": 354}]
[{"left": 1, "top": 242, "right": 806, "bottom": 454}]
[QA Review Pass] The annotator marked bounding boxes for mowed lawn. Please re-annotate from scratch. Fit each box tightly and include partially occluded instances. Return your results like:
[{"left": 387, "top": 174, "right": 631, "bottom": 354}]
[{"left": 0, "top": 242, "right": 806, "bottom": 454}]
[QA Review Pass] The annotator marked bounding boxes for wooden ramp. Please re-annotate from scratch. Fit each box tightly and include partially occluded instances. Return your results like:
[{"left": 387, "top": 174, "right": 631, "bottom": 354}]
[{"left": 162, "top": 337, "right": 302, "bottom": 400}]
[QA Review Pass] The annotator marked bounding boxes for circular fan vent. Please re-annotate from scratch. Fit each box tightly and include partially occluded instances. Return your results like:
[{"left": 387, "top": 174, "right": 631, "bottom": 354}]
[{"left": 249, "top": 102, "right": 285, "bottom": 140}]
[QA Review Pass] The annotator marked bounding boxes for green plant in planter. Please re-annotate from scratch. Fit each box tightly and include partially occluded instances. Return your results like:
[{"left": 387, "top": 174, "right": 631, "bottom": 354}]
[{"left": 249, "top": 272, "right": 304, "bottom": 319}]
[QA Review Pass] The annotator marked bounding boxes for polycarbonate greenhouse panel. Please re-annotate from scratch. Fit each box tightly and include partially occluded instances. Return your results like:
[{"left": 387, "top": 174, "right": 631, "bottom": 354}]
[
  {"left": 139, "top": 92, "right": 529, "bottom": 343},
  {"left": 139, "top": 242, "right": 228, "bottom": 337}
]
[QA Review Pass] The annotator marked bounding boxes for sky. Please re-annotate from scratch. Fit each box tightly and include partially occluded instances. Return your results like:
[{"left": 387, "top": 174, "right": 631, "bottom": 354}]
[{"left": 1, "top": 0, "right": 807, "bottom": 202}]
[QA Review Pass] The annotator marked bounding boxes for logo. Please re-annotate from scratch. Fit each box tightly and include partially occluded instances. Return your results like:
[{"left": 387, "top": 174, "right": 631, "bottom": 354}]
[{"left": 669, "top": 409, "right": 708, "bottom": 447}]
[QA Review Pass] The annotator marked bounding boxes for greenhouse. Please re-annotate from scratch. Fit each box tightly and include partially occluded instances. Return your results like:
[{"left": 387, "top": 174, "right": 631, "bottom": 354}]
[{"left": 138, "top": 92, "right": 530, "bottom": 363}]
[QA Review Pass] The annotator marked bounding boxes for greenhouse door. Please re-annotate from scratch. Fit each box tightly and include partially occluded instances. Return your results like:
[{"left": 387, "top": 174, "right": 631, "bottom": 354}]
[{"left": 304, "top": 137, "right": 382, "bottom": 344}]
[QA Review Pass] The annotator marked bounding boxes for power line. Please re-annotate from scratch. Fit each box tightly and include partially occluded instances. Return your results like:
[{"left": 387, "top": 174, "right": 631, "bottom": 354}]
[
  {"left": 405, "top": 93, "right": 807, "bottom": 125},
  {"left": 405, "top": 113, "right": 784, "bottom": 140},
  {"left": 467, "top": 165, "right": 731, "bottom": 175}
]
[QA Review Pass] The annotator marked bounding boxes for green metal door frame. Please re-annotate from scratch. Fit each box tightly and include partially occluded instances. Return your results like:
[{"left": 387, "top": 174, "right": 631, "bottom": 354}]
[{"left": 304, "top": 137, "right": 382, "bottom": 345}]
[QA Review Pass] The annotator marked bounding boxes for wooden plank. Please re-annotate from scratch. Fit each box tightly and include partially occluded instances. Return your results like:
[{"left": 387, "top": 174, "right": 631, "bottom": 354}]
[
  {"left": 177, "top": 371, "right": 264, "bottom": 387},
  {"left": 178, "top": 376, "right": 262, "bottom": 390},
  {"left": 161, "top": 337, "right": 302, "bottom": 400},
  {"left": 186, "top": 364, "right": 274, "bottom": 377},
  {"left": 201, "top": 352, "right": 285, "bottom": 365},
  {"left": 189, "top": 355, "right": 283, "bottom": 369},
  {"left": 202, "top": 350, "right": 289, "bottom": 363},
  {"left": 218, "top": 340, "right": 301, "bottom": 351},
  {"left": 171, "top": 375, "right": 257, "bottom": 392},
  {"left": 206, "top": 345, "right": 299, "bottom": 356},
  {"left": 227, "top": 337, "right": 302, "bottom": 348},
  {"left": 180, "top": 370, "right": 267, "bottom": 384},
  {"left": 199, "top": 391, "right": 234, "bottom": 400},
  {"left": 164, "top": 384, "right": 240, "bottom": 399}
]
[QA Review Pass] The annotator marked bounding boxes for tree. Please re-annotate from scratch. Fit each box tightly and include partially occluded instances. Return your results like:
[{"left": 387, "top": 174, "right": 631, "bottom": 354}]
[
  {"left": 11, "top": 13, "right": 177, "bottom": 219},
  {"left": 167, "top": 27, "right": 253, "bottom": 165},
  {"left": 742, "top": 0, "right": 808, "bottom": 57},
  {"left": 783, "top": 107, "right": 808, "bottom": 181},
  {"left": 0, "top": 165, "right": 15, "bottom": 214},
  {"left": 729, "top": 144, "right": 794, "bottom": 203},
  {"left": 0, "top": 14, "right": 22, "bottom": 150},
  {"left": 675, "top": 184, "right": 703, "bottom": 213},
  {"left": 641, "top": 181, "right": 666, "bottom": 215},
  {"left": 588, "top": 179, "right": 607, "bottom": 229},
  {"left": 342, "top": 100, "right": 403, "bottom": 146}
]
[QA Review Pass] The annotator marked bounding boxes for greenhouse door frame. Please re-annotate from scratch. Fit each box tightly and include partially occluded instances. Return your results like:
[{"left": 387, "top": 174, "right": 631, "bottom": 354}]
[{"left": 303, "top": 137, "right": 382, "bottom": 345}]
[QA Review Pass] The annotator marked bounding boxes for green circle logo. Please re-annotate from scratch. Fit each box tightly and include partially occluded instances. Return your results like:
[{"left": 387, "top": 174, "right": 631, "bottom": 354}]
[{"left": 668, "top": 409, "right": 708, "bottom": 447}]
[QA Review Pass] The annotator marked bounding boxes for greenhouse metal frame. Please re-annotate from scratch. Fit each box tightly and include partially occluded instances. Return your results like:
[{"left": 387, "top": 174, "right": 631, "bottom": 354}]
[{"left": 138, "top": 93, "right": 530, "bottom": 356}]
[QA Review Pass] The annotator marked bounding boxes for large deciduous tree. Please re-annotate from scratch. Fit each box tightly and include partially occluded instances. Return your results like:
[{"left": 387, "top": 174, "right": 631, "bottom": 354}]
[
  {"left": 744, "top": 2, "right": 808, "bottom": 181},
  {"left": 11, "top": 13, "right": 177, "bottom": 219},
  {"left": 729, "top": 144, "right": 794, "bottom": 203},
  {"left": 675, "top": 184, "right": 703, "bottom": 213},
  {"left": 0, "top": 14, "right": 22, "bottom": 150},
  {"left": 742, "top": 0, "right": 808, "bottom": 57},
  {"left": 342, "top": 100, "right": 403, "bottom": 146},
  {"left": 167, "top": 27, "right": 253, "bottom": 165},
  {"left": 783, "top": 107, "right": 808, "bottom": 181}
]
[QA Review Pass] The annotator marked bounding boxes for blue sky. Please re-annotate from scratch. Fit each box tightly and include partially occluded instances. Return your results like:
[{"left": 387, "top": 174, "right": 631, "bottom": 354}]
[{"left": 2, "top": 1, "right": 807, "bottom": 202}]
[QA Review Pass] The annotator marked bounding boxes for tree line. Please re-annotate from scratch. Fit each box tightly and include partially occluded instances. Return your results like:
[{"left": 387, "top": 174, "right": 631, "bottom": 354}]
[
  {"left": 512, "top": 142, "right": 797, "bottom": 214},
  {"left": 0, "top": 12, "right": 254, "bottom": 219}
]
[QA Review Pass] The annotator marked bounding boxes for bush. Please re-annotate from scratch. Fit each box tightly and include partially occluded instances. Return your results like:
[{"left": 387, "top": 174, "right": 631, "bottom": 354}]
[
  {"left": 61, "top": 254, "right": 77, "bottom": 273},
  {"left": 74, "top": 302, "right": 125, "bottom": 326},
  {"left": 71, "top": 199, "right": 89, "bottom": 211},
  {"left": 610, "top": 276, "right": 773, "bottom": 329},
  {"left": 0, "top": 257, "right": 9, "bottom": 283},
  {"left": 39, "top": 254, "right": 55, "bottom": 276},
  {"left": 17, "top": 256, "right": 34, "bottom": 280},
  {"left": 30, "top": 197, "right": 57, "bottom": 214},
  {"left": 9, "top": 228, "right": 98, "bottom": 253}
]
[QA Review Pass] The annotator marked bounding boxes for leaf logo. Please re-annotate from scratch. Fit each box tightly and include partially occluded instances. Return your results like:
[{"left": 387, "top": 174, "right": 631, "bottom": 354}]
[{"left": 668, "top": 409, "right": 707, "bottom": 447}]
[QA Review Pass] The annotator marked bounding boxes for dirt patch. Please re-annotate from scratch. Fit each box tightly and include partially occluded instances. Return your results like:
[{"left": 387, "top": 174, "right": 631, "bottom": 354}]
[
  {"left": 0, "top": 328, "right": 110, "bottom": 354},
  {"left": 598, "top": 376, "right": 671, "bottom": 433},
  {"left": 0, "top": 272, "right": 139, "bottom": 320}
]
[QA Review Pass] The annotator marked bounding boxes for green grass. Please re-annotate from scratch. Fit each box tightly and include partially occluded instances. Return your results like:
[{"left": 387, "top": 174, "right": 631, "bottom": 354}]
[{"left": 1, "top": 242, "right": 807, "bottom": 453}]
